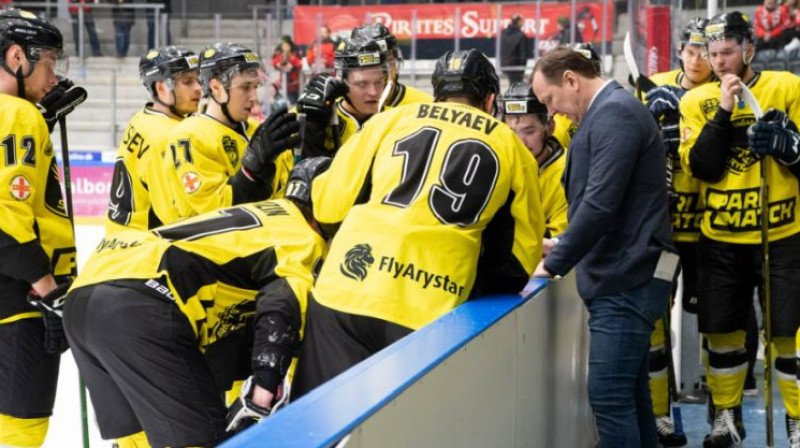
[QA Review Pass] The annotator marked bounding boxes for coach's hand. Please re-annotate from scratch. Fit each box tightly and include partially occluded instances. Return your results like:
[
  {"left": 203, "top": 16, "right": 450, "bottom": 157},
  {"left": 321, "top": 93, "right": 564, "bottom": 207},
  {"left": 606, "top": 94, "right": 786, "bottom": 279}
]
[{"left": 747, "top": 108, "right": 800, "bottom": 166}]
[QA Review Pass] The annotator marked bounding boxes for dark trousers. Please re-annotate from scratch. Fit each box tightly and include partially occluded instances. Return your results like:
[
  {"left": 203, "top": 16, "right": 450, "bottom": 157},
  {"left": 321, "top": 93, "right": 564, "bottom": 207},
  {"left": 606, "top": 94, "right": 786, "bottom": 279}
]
[
  {"left": 293, "top": 295, "right": 412, "bottom": 398},
  {"left": 70, "top": 12, "right": 102, "bottom": 56},
  {"left": 63, "top": 284, "right": 226, "bottom": 448},
  {"left": 146, "top": 10, "right": 171, "bottom": 49},
  {"left": 585, "top": 277, "right": 671, "bottom": 448},
  {"left": 114, "top": 23, "right": 134, "bottom": 57}
]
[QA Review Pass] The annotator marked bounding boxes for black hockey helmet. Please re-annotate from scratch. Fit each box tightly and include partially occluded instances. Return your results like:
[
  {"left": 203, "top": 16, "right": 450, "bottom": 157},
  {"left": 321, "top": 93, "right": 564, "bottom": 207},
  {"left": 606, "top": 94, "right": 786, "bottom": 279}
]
[
  {"left": 199, "top": 42, "right": 264, "bottom": 97},
  {"left": 0, "top": 9, "right": 63, "bottom": 58},
  {"left": 333, "top": 36, "right": 387, "bottom": 79},
  {"left": 680, "top": 17, "right": 709, "bottom": 50},
  {"left": 285, "top": 156, "right": 332, "bottom": 208},
  {"left": 570, "top": 43, "right": 602, "bottom": 76},
  {"left": 139, "top": 45, "right": 199, "bottom": 99},
  {"left": 704, "top": 11, "right": 756, "bottom": 45},
  {"left": 351, "top": 23, "right": 400, "bottom": 61},
  {"left": 432, "top": 49, "right": 499, "bottom": 104},
  {"left": 498, "top": 82, "right": 548, "bottom": 120},
  {"left": 0, "top": 9, "right": 66, "bottom": 98}
]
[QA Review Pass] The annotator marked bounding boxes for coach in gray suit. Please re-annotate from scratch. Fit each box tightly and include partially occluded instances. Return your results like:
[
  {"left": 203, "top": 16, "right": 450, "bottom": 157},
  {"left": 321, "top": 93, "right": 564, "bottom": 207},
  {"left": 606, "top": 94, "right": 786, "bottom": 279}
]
[{"left": 531, "top": 48, "right": 676, "bottom": 448}]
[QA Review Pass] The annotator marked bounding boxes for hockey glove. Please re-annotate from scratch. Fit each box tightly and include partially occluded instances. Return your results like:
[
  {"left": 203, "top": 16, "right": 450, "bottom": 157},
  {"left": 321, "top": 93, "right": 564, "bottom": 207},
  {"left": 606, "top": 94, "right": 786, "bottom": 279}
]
[
  {"left": 296, "top": 73, "right": 349, "bottom": 119},
  {"left": 747, "top": 108, "right": 800, "bottom": 166},
  {"left": 231, "top": 106, "right": 301, "bottom": 202},
  {"left": 27, "top": 281, "right": 72, "bottom": 355},
  {"left": 645, "top": 85, "right": 682, "bottom": 122},
  {"left": 38, "top": 77, "right": 88, "bottom": 133},
  {"left": 225, "top": 375, "right": 287, "bottom": 434}
]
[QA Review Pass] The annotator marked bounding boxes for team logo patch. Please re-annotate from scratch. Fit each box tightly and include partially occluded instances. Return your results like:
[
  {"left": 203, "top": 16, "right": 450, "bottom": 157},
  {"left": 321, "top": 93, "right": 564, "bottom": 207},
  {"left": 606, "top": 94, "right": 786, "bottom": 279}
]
[
  {"left": 701, "top": 98, "right": 720, "bottom": 119},
  {"left": 504, "top": 100, "right": 528, "bottom": 114},
  {"left": 340, "top": 243, "right": 375, "bottom": 281},
  {"left": 182, "top": 172, "right": 201, "bottom": 194},
  {"left": 213, "top": 300, "right": 254, "bottom": 340},
  {"left": 357, "top": 52, "right": 380, "bottom": 66},
  {"left": 186, "top": 55, "right": 200, "bottom": 68},
  {"left": 689, "top": 32, "right": 704, "bottom": 44},
  {"left": 145, "top": 50, "right": 159, "bottom": 59},
  {"left": 9, "top": 175, "right": 31, "bottom": 201},
  {"left": 203, "top": 48, "right": 216, "bottom": 58},
  {"left": 222, "top": 136, "right": 239, "bottom": 166},
  {"left": 244, "top": 52, "right": 259, "bottom": 62},
  {"left": 448, "top": 57, "right": 463, "bottom": 71}
]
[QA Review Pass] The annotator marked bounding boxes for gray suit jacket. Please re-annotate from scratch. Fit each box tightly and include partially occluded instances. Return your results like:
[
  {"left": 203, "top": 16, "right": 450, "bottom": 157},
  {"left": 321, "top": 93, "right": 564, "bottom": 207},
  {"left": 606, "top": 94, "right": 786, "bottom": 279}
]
[{"left": 544, "top": 81, "right": 675, "bottom": 299}]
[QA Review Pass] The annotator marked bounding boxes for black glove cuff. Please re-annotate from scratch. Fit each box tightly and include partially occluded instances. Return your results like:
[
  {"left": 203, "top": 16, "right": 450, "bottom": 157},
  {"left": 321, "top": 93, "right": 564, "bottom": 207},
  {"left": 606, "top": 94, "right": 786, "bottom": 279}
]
[
  {"left": 253, "top": 369, "right": 282, "bottom": 395},
  {"left": 229, "top": 169, "right": 270, "bottom": 205}
]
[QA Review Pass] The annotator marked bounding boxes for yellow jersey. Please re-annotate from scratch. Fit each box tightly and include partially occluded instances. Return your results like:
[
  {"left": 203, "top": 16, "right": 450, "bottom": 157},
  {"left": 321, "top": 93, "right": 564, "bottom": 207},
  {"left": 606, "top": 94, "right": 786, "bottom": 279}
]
[
  {"left": 649, "top": 69, "right": 704, "bottom": 243},
  {"left": 0, "top": 94, "right": 76, "bottom": 322},
  {"left": 552, "top": 113, "right": 577, "bottom": 149},
  {"left": 679, "top": 71, "right": 800, "bottom": 244},
  {"left": 71, "top": 199, "right": 326, "bottom": 349},
  {"left": 539, "top": 138, "right": 568, "bottom": 237},
  {"left": 106, "top": 105, "right": 181, "bottom": 234},
  {"left": 163, "top": 114, "right": 292, "bottom": 222},
  {"left": 311, "top": 102, "right": 545, "bottom": 330},
  {"left": 383, "top": 83, "right": 432, "bottom": 110}
]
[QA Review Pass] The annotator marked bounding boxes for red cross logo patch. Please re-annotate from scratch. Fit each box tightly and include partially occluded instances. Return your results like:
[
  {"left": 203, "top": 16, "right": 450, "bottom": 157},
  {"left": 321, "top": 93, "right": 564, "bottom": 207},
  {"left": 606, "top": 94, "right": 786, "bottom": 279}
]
[
  {"left": 182, "top": 172, "right": 201, "bottom": 194},
  {"left": 10, "top": 175, "right": 31, "bottom": 201}
]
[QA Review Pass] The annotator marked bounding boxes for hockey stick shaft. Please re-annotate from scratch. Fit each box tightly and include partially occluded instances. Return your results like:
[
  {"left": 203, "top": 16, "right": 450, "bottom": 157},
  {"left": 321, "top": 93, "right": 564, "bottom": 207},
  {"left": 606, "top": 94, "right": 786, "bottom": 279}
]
[
  {"left": 761, "top": 156, "right": 774, "bottom": 447},
  {"left": 662, "top": 307, "right": 684, "bottom": 435},
  {"left": 58, "top": 118, "right": 91, "bottom": 448}
]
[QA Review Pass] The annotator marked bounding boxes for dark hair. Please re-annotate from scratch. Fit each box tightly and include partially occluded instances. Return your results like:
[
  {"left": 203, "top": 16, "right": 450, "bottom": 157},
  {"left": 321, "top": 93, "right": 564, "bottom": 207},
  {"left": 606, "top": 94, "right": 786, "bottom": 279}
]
[{"left": 533, "top": 47, "right": 600, "bottom": 85}]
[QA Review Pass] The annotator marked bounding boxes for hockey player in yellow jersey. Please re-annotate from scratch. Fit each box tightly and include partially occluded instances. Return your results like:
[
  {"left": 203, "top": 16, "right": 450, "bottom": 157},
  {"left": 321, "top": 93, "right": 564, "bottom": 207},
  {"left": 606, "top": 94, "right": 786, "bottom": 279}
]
[
  {"left": 293, "top": 49, "right": 544, "bottom": 398},
  {"left": 679, "top": 11, "right": 800, "bottom": 447},
  {"left": 295, "top": 36, "right": 390, "bottom": 157},
  {"left": 0, "top": 10, "right": 77, "bottom": 448},
  {"left": 164, "top": 42, "right": 299, "bottom": 222},
  {"left": 350, "top": 22, "right": 431, "bottom": 111},
  {"left": 642, "top": 17, "right": 714, "bottom": 447},
  {"left": 106, "top": 45, "right": 201, "bottom": 234},
  {"left": 498, "top": 81, "right": 568, "bottom": 238},
  {"left": 62, "top": 158, "right": 331, "bottom": 448}
]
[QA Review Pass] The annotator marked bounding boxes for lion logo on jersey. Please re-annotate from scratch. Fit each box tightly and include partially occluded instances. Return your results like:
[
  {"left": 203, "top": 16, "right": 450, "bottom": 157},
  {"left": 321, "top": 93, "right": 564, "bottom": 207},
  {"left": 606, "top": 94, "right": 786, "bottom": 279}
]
[
  {"left": 222, "top": 136, "right": 239, "bottom": 167},
  {"left": 340, "top": 243, "right": 375, "bottom": 281}
]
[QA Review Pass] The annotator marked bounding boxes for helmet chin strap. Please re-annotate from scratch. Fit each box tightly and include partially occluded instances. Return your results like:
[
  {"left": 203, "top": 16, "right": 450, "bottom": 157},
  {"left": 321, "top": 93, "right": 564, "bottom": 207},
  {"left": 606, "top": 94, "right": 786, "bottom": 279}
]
[
  {"left": 1, "top": 58, "right": 34, "bottom": 99},
  {"left": 154, "top": 90, "right": 186, "bottom": 118}
]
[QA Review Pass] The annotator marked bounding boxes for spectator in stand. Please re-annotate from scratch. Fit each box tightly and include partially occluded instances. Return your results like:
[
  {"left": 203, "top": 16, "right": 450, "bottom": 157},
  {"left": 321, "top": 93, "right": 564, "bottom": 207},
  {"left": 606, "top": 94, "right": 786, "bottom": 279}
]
[
  {"left": 500, "top": 14, "right": 528, "bottom": 84},
  {"left": 69, "top": 0, "right": 102, "bottom": 57},
  {"left": 306, "top": 25, "right": 336, "bottom": 74},
  {"left": 755, "top": 0, "right": 795, "bottom": 49},
  {"left": 146, "top": 0, "right": 171, "bottom": 49},
  {"left": 112, "top": 0, "right": 135, "bottom": 58},
  {"left": 272, "top": 35, "right": 302, "bottom": 104},
  {"left": 785, "top": 0, "right": 800, "bottom": 50}
]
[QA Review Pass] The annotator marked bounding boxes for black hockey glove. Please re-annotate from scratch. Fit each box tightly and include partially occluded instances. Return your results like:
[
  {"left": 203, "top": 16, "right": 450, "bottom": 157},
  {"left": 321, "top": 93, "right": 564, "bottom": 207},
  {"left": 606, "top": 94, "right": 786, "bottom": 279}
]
[
  {"left": 230, "top": 107, "right": 301, "bottom": 203},
  {"left": 26, "top": 280, "right": 72, "bottom": 355},
  {"left": 296, "top": 73, "right": 349, "bottom": 119},
  {"left": 225, "top": 375, "right": 290, "bottom": 434},
  {"left": 296, "top": 74, "right": 348, "bottom": 158},
  {"left": 747, "top": 108, "right": 800, "bottom": 166},
  {"left": 38, "top": 77, "right": 88, "bottom": 133},
  {"left": 645, "top": 85, "right": 682, "bottom": 121}
]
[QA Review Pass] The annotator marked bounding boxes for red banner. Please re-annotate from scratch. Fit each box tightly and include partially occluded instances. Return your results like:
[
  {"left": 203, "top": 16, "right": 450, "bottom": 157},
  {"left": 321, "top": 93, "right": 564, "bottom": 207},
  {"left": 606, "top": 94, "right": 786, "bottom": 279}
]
[
  {"left": 644, "top": 6, "right": 671, "bottom": 76},
  {"left": 294, "top": 3, "right": 614, "bottom": 47}
]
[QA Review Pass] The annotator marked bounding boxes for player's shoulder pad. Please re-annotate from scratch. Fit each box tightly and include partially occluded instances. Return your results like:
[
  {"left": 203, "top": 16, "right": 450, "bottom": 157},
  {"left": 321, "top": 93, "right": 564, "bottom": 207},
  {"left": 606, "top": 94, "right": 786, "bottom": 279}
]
[
  {"left": 3, "top": 94, "right": 48, "bottom": 129},
  {"left": 650, "top": 69, "right": 682, "bottom": 88}
]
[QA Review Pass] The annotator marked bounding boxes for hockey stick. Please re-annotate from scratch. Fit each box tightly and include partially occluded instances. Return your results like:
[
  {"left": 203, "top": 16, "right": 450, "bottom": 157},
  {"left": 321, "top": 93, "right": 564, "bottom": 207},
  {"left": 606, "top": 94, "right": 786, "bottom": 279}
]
[
  {"left": 740, "top": 82, "right": 773, "bottom": 447},
  {"left": 623, "top": 32, "right": 657, "bottom": 99},
  {"left": 57, "top": 117, "right": 90, "bottom": 448},
  {"left": 662, "top": 308, "right": 685, "bottom": 438}
]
